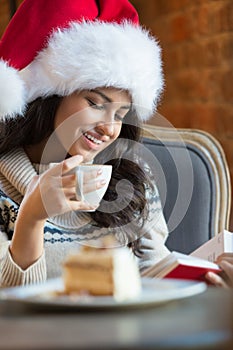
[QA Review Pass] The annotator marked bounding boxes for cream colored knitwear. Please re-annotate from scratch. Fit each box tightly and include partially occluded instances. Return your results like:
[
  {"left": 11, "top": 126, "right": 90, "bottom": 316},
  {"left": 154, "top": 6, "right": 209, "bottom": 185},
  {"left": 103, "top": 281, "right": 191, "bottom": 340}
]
[{"left": 0, "top": 148, "right": 169, "bottom": 287}]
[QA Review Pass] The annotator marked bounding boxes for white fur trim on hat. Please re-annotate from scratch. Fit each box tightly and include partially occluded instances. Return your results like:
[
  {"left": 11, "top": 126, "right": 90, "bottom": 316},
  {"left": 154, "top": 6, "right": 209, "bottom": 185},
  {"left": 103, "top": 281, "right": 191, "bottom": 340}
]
[
  {"left": 0, "top": 60, "right": 26, "bottom": 119},
  {"left": 20, "top": 21, "right": 164, "bottom": 121}
]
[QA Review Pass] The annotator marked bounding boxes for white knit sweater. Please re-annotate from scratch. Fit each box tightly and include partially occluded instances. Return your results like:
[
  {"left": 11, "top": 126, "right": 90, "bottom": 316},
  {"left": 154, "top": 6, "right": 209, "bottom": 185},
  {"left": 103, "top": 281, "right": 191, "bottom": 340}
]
[{"left": 0, "top": 148, "right": 170, "bottom": 287}]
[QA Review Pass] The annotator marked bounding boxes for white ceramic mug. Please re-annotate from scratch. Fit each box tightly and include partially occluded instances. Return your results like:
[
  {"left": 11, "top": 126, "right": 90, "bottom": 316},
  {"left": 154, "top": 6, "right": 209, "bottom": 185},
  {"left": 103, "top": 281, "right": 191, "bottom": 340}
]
[{"left": 75, "top": 164, "right": 112, "bottom": 209}]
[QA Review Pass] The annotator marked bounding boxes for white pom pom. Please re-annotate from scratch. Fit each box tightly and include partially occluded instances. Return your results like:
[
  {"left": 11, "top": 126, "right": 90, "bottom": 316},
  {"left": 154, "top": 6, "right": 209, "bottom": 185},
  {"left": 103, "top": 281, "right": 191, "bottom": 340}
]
[{"left": 0, "top": 60, "right": 26, "bottom": 119}]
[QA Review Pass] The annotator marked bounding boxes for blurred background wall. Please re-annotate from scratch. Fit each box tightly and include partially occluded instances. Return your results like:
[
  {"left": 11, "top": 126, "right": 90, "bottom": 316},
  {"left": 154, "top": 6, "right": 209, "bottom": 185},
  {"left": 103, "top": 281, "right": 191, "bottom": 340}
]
[
  {"left": 0, "top": 0, "right": 22, "bottom": 31},
  {"left": 1, "top": 0, "right": 233, "bottom": 229},
  {"left": 131, "top": 0, "right": 233, "bottom": 230}
]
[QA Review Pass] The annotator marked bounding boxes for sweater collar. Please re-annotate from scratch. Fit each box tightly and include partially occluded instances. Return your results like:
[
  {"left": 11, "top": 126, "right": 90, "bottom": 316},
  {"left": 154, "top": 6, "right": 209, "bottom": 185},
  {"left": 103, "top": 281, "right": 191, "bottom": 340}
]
[{"left": 0, "top": 147, "right": 37, "bottom": 196}]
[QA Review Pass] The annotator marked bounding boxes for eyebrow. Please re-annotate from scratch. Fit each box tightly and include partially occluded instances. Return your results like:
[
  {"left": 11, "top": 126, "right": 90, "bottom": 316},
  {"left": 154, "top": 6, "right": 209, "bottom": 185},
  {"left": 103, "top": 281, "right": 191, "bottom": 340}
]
[{"left": 92, "top": 89, "right": 131, "bottom": 110}]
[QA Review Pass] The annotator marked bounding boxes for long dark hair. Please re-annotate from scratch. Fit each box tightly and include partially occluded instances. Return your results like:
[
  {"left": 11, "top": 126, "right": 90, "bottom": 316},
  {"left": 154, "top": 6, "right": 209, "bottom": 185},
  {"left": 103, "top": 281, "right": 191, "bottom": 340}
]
[{"left": 0, "top": 95, "right": 151, "bottom": 232}]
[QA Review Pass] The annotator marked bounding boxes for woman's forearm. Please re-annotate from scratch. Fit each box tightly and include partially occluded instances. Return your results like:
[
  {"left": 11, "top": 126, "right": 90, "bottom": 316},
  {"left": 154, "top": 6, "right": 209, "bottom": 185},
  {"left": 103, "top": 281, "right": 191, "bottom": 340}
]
[
  {"left": 9, "top": 156, "right": 93, "bottom": 270},
  {"left": 10, "top": 208, "right": 46, "bottom": 270}
]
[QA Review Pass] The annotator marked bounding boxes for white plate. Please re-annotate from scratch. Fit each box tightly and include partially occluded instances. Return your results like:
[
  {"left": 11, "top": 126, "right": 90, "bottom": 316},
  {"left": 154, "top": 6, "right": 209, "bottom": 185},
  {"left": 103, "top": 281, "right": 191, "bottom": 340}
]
[{"left": 0, "top": 278, "right": 207, "bottom": 310}]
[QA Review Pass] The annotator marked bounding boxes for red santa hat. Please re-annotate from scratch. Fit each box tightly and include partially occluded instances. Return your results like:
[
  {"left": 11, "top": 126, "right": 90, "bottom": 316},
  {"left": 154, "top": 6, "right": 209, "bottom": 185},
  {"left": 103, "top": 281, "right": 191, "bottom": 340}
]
[{"left": 0, "top": 0, "right": 164, "bottom": 121}]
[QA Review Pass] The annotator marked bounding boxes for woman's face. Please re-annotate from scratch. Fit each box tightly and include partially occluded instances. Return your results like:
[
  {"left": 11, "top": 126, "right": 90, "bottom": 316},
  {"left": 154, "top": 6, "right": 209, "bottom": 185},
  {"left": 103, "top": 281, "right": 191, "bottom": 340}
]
[{"left": 54, "top": 87, "right": 131, "bottom": 162}]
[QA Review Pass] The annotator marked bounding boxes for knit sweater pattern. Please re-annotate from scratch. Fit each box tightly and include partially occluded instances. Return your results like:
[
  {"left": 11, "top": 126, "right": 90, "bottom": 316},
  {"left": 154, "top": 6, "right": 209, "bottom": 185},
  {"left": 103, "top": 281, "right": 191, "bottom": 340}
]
[{"left": 0, "top": 148, "right": 169, "bottom": 287}]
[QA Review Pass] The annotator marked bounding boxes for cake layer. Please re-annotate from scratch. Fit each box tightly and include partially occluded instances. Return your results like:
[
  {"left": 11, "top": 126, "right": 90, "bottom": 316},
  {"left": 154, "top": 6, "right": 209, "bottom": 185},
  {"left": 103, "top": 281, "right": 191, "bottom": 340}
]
[
  {"left": 63, "top": 246, "right": 142, "bottom": 300},
  {"left": 63, "top": 266, "right": 113, "bottom": 295}
]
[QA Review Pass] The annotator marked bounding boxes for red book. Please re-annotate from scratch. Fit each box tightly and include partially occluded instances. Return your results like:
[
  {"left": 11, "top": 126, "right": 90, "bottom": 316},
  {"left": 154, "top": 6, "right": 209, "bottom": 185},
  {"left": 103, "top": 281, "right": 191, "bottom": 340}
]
[{"left": 142, "top": 252, "right": 221, "bottom": 282}]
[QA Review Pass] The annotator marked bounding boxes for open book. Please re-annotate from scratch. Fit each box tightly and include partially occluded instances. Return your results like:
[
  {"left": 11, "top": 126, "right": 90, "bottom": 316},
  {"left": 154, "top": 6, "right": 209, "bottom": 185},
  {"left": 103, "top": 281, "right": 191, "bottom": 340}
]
[
  {"left": 191, "top": 230, "right": 233, "bottom": 261},
  {"left": 143, "top": 230, "right": 233, "bottom": 281}
]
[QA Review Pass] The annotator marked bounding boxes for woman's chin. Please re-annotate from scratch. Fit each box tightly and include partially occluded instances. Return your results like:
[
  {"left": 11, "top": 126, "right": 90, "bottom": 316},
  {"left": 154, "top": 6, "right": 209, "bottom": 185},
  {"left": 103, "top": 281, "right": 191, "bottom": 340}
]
[{"left": 67, "top": 150, "right": 94, "bottom": 163}]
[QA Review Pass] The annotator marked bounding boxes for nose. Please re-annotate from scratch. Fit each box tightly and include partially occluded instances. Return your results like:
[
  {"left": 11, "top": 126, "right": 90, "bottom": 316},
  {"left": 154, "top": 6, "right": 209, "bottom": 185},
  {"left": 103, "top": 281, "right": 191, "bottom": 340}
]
[{"left": 95, "top": 120, "right": 115, "bottom": 137}]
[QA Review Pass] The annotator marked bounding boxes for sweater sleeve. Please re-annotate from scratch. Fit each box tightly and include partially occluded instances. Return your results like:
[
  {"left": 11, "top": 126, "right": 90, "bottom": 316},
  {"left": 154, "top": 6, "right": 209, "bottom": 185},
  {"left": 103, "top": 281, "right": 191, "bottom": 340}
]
[
  {"left": 0, "top": 192, "right": 47, "bottom": 286},
  {"left": 0, "top": 242, "right": 47, "bottom": 287},
  {"left": 130, "top": 183, "right": 170, "bottom": 273}
]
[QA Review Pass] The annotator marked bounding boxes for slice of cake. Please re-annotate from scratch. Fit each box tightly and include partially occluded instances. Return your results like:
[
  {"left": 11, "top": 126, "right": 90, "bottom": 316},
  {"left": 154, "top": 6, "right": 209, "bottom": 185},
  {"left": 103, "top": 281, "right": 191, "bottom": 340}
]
[{"left": 62, "top": 244, "right": 141, "bottom": 301}]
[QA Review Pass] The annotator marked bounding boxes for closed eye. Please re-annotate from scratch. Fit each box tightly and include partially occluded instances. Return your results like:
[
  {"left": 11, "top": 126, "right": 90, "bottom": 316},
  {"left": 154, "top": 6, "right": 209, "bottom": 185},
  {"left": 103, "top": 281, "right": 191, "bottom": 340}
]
[
  {"left": 86, "top": 98, "right": 104, "bottom": 110},
  {"left": 86, "top": 97, "right": 128, "bottom": 122},
  {"left": 115, "top": 114, "right": 124, "bottom": 122}
]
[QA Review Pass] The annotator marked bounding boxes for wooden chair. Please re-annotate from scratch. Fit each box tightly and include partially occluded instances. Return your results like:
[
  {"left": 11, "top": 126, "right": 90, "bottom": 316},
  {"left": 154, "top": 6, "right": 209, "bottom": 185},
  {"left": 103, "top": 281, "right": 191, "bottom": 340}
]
[{"left": 142, "top": 124, "right": 231, "bottom": 254}]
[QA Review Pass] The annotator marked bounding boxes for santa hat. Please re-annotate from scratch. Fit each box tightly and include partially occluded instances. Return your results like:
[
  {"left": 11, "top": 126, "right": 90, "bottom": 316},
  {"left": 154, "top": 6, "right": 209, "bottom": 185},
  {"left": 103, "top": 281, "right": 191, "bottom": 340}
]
[{"left": 0, "top": 0, "right": 164, "bottom": 121}]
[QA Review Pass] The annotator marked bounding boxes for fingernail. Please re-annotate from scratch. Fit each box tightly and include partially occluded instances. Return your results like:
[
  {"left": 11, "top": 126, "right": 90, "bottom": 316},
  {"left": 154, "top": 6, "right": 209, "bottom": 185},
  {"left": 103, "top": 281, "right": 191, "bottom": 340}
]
[
  {"left": 97, "top": 169, "right": 103, "bottom": 175},
  {"left": 97, "top": 180, "right": 106, "bottom": 189}
]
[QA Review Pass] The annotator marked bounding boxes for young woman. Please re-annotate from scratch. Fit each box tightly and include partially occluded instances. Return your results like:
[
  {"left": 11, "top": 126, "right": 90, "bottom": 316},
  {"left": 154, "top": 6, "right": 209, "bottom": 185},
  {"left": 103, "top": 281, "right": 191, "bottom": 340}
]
[{"left": 0, "top": 0, "right": 169, "bottom": 286}]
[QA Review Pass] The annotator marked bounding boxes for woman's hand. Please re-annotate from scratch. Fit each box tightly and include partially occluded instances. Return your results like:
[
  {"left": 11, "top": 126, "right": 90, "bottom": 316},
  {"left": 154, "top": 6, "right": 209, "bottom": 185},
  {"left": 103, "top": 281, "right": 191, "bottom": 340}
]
[
  {"left": 10, "top": 155, "right": 105, "bottom": 269},
  {"left": 205, "top": 253, "right": 233, "bottom": 288},
  {"left": 21, "top": 155, "right": 105, "bottom": 221}
]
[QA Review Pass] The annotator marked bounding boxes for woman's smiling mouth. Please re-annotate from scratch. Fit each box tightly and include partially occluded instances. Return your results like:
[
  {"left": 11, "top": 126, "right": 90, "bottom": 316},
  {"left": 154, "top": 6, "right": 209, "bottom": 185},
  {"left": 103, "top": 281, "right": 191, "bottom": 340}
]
[{"left": 83, "top": 131, "right": 102, "bottom": 144}]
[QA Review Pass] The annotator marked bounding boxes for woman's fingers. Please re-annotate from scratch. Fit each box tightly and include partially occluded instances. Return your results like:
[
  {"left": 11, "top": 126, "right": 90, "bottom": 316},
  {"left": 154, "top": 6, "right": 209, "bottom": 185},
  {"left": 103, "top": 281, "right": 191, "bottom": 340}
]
[
  {"left": 83, "top": 178, "right": 107, "bottom": 194},
  {"left": 50, "top": 157, "right": 106, "bottom": 194},
  {"left": 205, "top": 271, "right": 229, "bottom": 288},
  {"left": 48, "top": 155, "right": 84, "bottom": 176},
  {"left": 83, "top": 168, "right": 102, "bottom": 181},
  {"left": 216, "top": 253, "right": 233, "bottom": 265},
  {"left": 28, "top": 156, "right": 108, "bottom": 218},
  {"left": 61, "top": 174, "right": 76, "bottom": 188},
  {"left": 50, "top": 157, "right": 108, "bottom": 195},
  {"left": 62, "top": 174, "right": 106, "bottom": 196},
  {"left": 68, "top": 200, "right": 97, "bottom": 212},
  {"left": 218, "top": 260, "right": 233, "bottom": 287}
]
